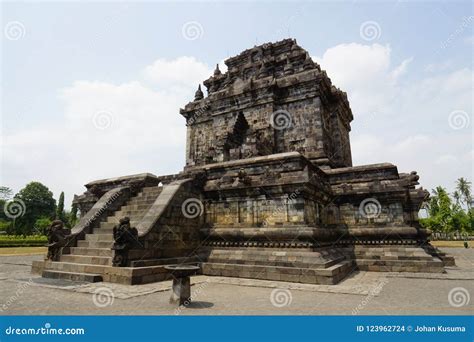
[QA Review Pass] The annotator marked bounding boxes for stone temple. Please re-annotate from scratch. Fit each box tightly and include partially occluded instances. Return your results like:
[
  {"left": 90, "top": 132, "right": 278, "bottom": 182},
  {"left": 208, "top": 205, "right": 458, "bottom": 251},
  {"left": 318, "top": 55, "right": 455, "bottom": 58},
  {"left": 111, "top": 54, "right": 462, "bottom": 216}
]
[{"left": 33, "top": 39, "right": 453, "bottom": 285}]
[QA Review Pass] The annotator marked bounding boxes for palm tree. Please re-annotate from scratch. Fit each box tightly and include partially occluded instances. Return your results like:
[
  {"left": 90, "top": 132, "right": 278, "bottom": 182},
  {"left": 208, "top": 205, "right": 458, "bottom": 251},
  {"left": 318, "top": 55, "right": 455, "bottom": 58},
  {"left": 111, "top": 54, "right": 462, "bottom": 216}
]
[
  {"left": 456, "top": 177, "right": 472, "bottom": 209},
  {"left": 453, "top": 190, "right": 461, "bottom": 206}
]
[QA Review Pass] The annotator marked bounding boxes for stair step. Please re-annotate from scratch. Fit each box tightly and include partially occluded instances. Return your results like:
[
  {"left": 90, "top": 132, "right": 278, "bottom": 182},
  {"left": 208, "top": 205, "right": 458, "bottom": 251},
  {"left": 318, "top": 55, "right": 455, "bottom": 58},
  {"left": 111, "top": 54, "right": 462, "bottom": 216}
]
[
  {"left": 94, "top": 228, "right": 114, "bottom": 234},
  {"left": 86, "top": 234, "right": 113, "bottom": 242},
  {"left": 70, "top": 247, "right": 113, "bottom": 257},
  {"left": 124, "top": 198, "right": 156, "bottom": 205},
  {"left": 104, "top": 220, "right": 139, "bottom": 227},
  {"left": 120, "top": 204, "right": 152, "bottom": 211},
  {"left": 42, "top": 270, "right": 103, "bottom": 282},
  {"left": 356, "top": 258, "right": 445, "bottom": 272},
  {"left": 41, "top": 261, "right": 112, "bottom": 274},
  {"left": 136, "top": 191, "right": 162, "bottom": 198},
  {"left": 61, "top": 254, "right": 112, "bottom": 265},
  {"left": 201, "top": 262, "right": 353, "bottom": 285},
  {"left": 204, "top": 249, "right": 345, "bottom": 268},
  {"left": 314, "top": 260, "right": 354, "bottom": 277},
  {"left": 77, "top": 240, "right": 113, "bottom": 248},
  {"left": 129, "top": 194, "right": 159, "bottom": 200},
  {"left": 113, "top": 210, "right": 147, "bottom": 217}
]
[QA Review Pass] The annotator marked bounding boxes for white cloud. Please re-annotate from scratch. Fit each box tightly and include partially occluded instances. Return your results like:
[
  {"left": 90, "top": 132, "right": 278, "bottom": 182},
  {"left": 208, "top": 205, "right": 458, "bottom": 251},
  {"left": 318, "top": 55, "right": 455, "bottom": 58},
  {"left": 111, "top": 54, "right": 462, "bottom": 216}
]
[
  {"left": 463, "top": 35, "right": 473, "bottom": 45},
  {"left": 435, "top": 155, "right": 458, "bottom": 165},
  {"left": 142, "top": 56, "right": 210, "bottom": 89},
  {"left": 314, "top": 44, "right": 414, "bottom": 118},
  {"left": 390, "top": 57, "right": 413, "bottom": 80},
  {"left": 424, "top": 61, "right": 453, "bottom": 73}
]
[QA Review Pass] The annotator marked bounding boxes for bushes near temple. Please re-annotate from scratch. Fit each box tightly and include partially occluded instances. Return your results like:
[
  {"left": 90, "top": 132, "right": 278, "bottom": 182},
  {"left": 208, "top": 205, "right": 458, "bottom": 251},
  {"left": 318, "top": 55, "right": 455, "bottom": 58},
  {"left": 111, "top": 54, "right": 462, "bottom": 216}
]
[{"left": 0, "top": 235, "right": 47, "bottom": 247}]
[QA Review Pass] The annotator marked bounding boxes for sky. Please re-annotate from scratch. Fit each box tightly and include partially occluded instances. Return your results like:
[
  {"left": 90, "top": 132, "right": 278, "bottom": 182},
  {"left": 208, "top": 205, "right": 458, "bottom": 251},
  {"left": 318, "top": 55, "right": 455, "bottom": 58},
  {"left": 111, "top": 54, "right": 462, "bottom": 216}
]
[{"left": 1, "top": 0, "right": 473, "bottom": 207}]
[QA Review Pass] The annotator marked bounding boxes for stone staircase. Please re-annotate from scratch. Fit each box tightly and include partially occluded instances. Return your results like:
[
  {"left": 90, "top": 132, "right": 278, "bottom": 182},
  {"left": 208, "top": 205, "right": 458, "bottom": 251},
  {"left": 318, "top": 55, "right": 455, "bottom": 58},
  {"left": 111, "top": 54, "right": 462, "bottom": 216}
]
[{"left": 39, "top": 186, "right": 163, "bottom": 282}]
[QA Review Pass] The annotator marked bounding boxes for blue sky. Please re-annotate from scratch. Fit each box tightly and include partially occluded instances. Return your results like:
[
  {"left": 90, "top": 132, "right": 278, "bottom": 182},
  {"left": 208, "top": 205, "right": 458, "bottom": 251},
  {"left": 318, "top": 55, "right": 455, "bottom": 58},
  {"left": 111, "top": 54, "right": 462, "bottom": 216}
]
[{"left": 1, "top": 0, "right": 473, "bottom": 206}]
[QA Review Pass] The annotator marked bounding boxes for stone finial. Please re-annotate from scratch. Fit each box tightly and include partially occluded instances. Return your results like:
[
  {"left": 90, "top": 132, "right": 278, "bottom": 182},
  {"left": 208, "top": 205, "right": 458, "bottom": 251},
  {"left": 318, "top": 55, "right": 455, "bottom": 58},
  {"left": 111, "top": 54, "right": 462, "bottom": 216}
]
[
  {"left": 214, "top": 63, "right": 221, "bottom": 76},
  {"left": 194, "top": 84, "right": 204, "bottom": 101}
]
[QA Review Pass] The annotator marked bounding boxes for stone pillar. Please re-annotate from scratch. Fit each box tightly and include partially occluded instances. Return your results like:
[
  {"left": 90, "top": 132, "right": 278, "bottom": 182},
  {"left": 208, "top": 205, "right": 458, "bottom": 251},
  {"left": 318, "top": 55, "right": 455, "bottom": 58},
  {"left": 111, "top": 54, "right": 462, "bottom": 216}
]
[{"left": 169, "top": 277, "right": 191, "bottom": 306}]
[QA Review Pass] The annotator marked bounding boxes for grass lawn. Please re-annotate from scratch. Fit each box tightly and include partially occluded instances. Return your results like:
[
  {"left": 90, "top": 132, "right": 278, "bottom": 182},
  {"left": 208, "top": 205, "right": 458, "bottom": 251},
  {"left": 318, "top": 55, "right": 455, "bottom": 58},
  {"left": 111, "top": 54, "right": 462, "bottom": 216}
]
[
  {"left": 431, "top": 240, "right": 472, "bottom": 248},
  {"left": 0, "top": 247, "right": 47, "bottom": 256}
]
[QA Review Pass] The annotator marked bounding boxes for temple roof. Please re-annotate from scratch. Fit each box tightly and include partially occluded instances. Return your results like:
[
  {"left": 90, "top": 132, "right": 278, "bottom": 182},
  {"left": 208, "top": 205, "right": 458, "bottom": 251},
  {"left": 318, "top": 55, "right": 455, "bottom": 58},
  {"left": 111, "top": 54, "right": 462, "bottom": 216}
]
[{"left": 201, "top": 39, "right": 321, "bottom": 96}]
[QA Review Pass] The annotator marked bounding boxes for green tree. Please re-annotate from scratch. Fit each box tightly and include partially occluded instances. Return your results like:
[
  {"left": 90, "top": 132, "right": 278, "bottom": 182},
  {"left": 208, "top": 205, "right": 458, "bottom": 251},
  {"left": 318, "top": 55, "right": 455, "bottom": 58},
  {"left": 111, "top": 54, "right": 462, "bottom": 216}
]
[
  {"left": 0, "top": 186, "right": 14, "bottom": 221},
  {"left": 453, "top": 190, "right": 461, "bottom": 206},
  {"left": 56, "top": 191, "right": 67, "bottom": 223},
  {"left": 421, "top": 182, "right": 473, "bottom": 234},
  {"left": 13, "top": 182, "right": 56, "bottom": 235},
  {"left": 432, "top": 186, "right": 452, "bottom": 228},
  {"left": 0, "top": 186, "right": 13, "bottom": 200},
  {"left": 456, "top": 177, "right": 472, "bottom": 209},
  {"left": 34, "top": 217, "right": 52, "bottom": 235},
  {"left": 69, "top": 202, "right": 79, "bottom": 227}
]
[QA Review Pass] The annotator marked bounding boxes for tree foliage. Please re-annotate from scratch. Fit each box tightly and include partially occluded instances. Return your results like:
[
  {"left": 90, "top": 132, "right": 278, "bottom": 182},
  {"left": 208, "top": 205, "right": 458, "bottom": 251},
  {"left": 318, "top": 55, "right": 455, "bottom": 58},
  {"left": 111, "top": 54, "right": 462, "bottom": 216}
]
[
  {"left": 69, "top": 202, "right": 79, "bottom": 227},
  {"left": 56, "top": 191, "right": 67, "bottom": 223},
  {"left": 420, "top": 178, "right": 473, "bottom": 233},
  {"left": 0, "top": 186, "right": 13, "bottom": 201},
  {"left": 11, "top": 182, "right": 56, "bottom": 235}
]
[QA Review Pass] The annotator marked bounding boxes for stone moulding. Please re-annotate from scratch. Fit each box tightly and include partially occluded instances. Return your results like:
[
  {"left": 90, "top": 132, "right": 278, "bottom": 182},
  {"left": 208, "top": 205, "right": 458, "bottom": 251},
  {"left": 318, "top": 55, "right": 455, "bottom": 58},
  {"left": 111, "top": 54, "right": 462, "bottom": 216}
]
[{"left": 200, "top": 226, "right": 428, "bottom": 242}]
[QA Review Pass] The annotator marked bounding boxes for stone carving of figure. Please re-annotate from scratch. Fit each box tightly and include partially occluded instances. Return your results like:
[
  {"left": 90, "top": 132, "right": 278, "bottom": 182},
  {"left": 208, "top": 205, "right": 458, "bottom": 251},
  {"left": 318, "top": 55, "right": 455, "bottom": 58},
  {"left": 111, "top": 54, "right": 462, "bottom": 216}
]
[
  {"left": 46, "top": 220, "right": 71, "bottom": 261},
  {"left": 112, "top": 217, "right": 138, "bottom": 266}
]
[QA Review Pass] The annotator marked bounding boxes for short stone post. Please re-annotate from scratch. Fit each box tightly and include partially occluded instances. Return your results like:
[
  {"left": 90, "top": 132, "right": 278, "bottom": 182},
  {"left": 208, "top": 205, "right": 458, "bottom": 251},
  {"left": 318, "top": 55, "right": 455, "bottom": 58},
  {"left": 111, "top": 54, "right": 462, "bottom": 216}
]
[
  {"left": 170, "top": 276, "right": 191, "bottom": 305},
  {"left": 165, "top": 265, "right": 200, "bottom": 306}
]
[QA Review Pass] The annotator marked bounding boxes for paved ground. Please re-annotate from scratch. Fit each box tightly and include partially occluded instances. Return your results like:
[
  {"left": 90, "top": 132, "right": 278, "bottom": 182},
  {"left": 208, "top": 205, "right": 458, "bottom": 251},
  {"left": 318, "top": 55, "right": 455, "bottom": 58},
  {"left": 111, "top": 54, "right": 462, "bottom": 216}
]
[{"left": 0, "top": 248, "right": 472, "bottom": 315}]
